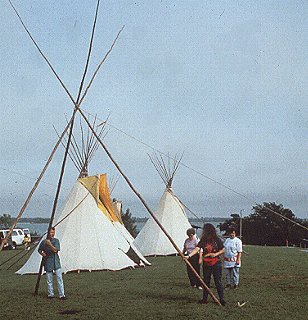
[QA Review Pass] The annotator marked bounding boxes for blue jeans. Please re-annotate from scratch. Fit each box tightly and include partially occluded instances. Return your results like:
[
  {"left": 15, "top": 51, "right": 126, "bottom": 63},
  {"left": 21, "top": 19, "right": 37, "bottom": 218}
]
[
  {"left": 202, "top": 261, "right": 224, "bottom": 303},
  {"left": 46, "top": 268, "right": 65, "bottom": 298},
  {"left": 225, "top": 267, "right": 240, "bottom": 286}
]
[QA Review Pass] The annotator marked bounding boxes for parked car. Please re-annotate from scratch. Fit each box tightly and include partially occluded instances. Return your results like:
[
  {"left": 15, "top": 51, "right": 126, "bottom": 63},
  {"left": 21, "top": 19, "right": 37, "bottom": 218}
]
[
  {"left": 0, "top": 230, "right": 16, "bottom": 250},
  {"left": 0, "top": 228, "right": 25, "bottom": 247}
]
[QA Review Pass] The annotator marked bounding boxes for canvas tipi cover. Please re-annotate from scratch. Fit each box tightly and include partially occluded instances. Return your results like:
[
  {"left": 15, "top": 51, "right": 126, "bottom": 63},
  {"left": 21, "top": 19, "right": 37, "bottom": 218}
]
[
  {"left": 133, "top": 187, "right": 192, "bottom": 256},
  {"left": 17, "top": 174, "right": 149, "bottom": 274}
]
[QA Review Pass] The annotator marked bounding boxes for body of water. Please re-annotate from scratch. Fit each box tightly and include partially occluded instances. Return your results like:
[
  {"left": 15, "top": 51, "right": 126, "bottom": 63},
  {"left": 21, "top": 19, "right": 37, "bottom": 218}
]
[
  {"left": 16, "top": 220, "right": 223, "bottom": 237},
  {"left": 16, "top": 223, "right": 48, "bottom": 236}
]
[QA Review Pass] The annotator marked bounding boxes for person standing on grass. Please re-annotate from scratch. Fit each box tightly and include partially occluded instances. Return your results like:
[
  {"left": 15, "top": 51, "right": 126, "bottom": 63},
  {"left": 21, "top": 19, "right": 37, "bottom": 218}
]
[
  {"left": 187, "top": 223, "right": 226, "bottom": 306},
  {"left": 223, "top": 227, "right": 242, "bottom": 289},
  {"left": 183, "top": 228, "right": 202, "bottom": 290},
  {"left": 38, "top": 227, "right": 66, "bottom": 300},
  {"left": 23, "top": 233, "right": 31, "bottom": 251}
]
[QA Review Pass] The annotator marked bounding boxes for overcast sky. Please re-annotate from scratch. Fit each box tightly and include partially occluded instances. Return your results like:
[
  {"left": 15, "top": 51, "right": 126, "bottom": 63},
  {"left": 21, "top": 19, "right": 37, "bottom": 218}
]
[{"left": 0, "top": 1, "right": 307, "bottom": 219}]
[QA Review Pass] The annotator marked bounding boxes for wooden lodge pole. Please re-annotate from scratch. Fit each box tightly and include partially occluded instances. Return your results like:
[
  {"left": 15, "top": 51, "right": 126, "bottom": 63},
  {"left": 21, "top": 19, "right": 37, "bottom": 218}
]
[
  {"left": 34, "top": 0, "right": 101, "bottom": 295},
  {"left": 34, "top": 110, "right": 77, "bottom": 295},
  {"left": 78, "top": 108, "right": 222, "bottom": 306},
  {"left": 0, "top": 117, "right": 73, "bottom": 252}
]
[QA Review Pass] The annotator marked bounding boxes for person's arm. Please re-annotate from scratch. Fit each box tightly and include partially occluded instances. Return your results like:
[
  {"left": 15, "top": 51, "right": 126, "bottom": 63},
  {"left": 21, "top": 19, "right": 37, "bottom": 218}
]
[
  {"left": 198, "top": 248, "right": 203, "bottom": 264},
  {"left": 38, "top": 250, "right": 46, "bottom": 257},
  {"left": 45, "top": 239, "right": 58, "bottom": 253},
  {"left": 236, "top": 252, "right": 242, "bottom": 265},
  {"left": 187, "top": 246, "right": 200, "bottom": 258},
  {"left": 236, "top": 239, "right": 242, "bottom": 264},
  {"left": 206, "top": 248, "right": 225, "bottom": 258},
  {"left": 38, "top": 241, "right": 46, "bottom": 257},
  {"left": 206, "top": 239, "right": 225, "bottom": 257},
  {"left": 182, "top": 240, "right": 187, "bottom": 255}
]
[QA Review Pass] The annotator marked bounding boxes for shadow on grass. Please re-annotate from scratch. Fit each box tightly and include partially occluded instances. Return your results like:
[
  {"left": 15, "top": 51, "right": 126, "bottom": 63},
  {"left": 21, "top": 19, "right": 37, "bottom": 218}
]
[
  {"left": 59, "top": 309, "right": 81, "bottom": 315},
  {"left": 130, "top": 288, "right": 199, "bottom": 304}
]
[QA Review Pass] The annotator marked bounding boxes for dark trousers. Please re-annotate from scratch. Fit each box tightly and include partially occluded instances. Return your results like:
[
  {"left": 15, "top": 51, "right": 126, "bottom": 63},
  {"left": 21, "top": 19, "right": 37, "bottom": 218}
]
[
  {"left": 187, "top": 255, "right": 201, "bottom": 286},
  {"left": 202, "top": 261, "right": 224, "bottom": 303}
]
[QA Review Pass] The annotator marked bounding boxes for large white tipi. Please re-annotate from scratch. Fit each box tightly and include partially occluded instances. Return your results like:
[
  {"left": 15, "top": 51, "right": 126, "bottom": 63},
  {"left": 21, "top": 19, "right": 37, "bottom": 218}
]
[
  {"left": 17, "top": 174, "right": 150, "bottom": 274},
  {"left": 17, "top": 121, "right": 150, "bottom": 274},
  {"left": 133, "top": 154, "right": 192, "bottom": 256}
]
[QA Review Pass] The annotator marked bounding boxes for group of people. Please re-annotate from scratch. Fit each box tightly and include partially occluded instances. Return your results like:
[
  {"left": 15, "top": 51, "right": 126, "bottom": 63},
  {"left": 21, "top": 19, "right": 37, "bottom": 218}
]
[
  {"left": 183, "top": 224, "right": 242, "bottom": 306},
  {"left": 39, "top": 224, "right": 241, "bottom": 304}
]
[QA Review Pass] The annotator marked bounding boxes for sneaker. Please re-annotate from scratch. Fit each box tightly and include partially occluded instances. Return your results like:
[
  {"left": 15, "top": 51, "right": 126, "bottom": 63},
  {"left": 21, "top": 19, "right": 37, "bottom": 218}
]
[
  {"left": 192, "top": 285, "right": 197, "bottom": 288},
  {"left": 225, "top": 284, "right": 231, "bottom": 289},
  {"left": 48, "top": 296, "right": 55, "bottom": 299},
  {"left": 220, "top": 300, "right": 226, "bottom": 306},
  {"left": 59, "top": 296, "right": 67, "bottom": 300},
  {"left": 234, "top": 285, "right": 239, "bottom": 289},
  {"left": 197, "top": 286, "right": 203, "bottom": 290}
]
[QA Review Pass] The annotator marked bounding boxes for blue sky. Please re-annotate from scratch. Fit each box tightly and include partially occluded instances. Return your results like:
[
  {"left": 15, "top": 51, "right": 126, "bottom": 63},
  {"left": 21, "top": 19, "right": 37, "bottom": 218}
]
[{"left": 0, "top": 1, "right": 307, "bottom": 219}]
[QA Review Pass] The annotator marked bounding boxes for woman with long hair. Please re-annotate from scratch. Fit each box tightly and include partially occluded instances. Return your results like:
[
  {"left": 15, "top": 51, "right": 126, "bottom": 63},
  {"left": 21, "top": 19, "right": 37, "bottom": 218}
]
[{"left": 187, "top": 223, "right": 225, "bottom": 305}]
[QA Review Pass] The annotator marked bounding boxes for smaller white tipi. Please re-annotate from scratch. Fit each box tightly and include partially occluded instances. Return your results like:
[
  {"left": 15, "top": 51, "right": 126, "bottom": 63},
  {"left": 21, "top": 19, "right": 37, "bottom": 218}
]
[{"left": 133, "top": 154, "right": 192, "bottom": 256}]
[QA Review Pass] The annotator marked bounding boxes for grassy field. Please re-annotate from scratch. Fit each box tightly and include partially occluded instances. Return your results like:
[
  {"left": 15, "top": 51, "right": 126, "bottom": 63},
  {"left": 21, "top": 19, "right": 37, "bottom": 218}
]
[{"left": 0, "top": 245, "right": 307, "bottom": 320}]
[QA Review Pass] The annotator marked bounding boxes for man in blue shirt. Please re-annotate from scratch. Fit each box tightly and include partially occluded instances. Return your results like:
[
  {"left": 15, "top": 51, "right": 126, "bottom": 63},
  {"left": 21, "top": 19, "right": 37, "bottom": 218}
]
[{"left": 38, "top": 227, "right": 66, "bottom": 299}]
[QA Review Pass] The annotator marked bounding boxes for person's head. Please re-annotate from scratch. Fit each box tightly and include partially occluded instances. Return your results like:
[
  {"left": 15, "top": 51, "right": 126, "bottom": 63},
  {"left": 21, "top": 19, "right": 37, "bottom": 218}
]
[
  {"left": 48, "top": 227, "right": 55, "bottom": 239},
  {"left": 228, "top": 227, "right": 237, "bottom": 239},
  {"left": 201, "top": 223, "right": 218, "bottom": 242},
  {"left": 186, "top": 228, "right": 195, "bottom": 238}
]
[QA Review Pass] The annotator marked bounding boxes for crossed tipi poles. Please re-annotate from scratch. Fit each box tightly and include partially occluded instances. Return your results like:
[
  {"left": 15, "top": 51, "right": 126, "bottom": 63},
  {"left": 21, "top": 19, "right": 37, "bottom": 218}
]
[{"left": 2, "top": 0, "right": 223, "bottom": 305}]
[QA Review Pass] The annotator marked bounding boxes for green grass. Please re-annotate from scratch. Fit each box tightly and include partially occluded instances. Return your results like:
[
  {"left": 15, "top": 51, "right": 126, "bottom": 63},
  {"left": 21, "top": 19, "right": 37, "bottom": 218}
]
[{"left": 0, "top": 246, "right": 307, "bottom": 320}]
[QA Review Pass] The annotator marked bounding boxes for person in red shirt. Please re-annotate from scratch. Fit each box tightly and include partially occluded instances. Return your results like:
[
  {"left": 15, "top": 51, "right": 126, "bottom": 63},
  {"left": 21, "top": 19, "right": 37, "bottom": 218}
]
[{"left": 188, "top": 223, "right": 225, "bottom": 306}]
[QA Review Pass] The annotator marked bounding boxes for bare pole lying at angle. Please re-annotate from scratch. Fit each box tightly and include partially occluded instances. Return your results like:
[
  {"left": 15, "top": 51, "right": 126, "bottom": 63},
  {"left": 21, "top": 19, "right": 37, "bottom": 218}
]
[
  {"left": 77, "top": 109, "right": 222, "bottom": 306},
  {"left": 8, "top": 0, "right": 76, "bottom": 105},
  {"left": 85, "top": 110, "right": 308, "bottom": 233},
  {"left": 0, "top": 117, "right": 74, "bottom": 252},
  {"left": 9, "top": 1, "right": 222, "bottom": 305}
]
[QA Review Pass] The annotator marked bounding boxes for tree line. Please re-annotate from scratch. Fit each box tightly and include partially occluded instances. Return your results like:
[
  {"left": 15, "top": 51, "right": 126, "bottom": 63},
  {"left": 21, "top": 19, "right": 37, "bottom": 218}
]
[{"left": 219, "top": 202, "right": 308, "bottom": 246}]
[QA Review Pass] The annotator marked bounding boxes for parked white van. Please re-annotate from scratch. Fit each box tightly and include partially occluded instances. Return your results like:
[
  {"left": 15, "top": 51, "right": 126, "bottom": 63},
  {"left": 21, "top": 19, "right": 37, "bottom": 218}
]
[{"left": 0, "top": 228, "right": 25, "bottom": 247}]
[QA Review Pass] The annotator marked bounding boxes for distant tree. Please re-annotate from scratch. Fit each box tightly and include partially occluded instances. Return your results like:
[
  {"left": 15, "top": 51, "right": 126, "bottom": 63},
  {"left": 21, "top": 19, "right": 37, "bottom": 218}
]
[
  {"left": 219, "top": 202, "right": 308, "bottom": 246},
  {"left": 122, "top": 208, "right": 138, "bottom": 238},
  {"left": 0, "top": 214, "right": 13, "bottom": 228},
  {"left": 218, "top": 213, "right": 240, "bottom": 235}
]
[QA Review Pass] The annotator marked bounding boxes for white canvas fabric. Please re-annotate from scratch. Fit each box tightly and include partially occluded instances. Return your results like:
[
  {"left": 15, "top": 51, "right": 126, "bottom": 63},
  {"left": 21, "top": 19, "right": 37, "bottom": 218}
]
[
  {"left": 17, "top": 179, "right": 149, "bottom": 274},
  {"left": 133, "top": 187, "right": 192, "bottom": 256}
]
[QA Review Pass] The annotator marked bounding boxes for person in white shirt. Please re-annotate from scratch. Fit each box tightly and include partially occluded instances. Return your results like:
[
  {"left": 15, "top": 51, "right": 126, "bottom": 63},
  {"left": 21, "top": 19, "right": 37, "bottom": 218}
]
[
  {"left": 223, "top": 227, "right": 242, "bottom": 289},
  {"left": 182, "top": 228, "right": 202, "bottom": 289}
]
